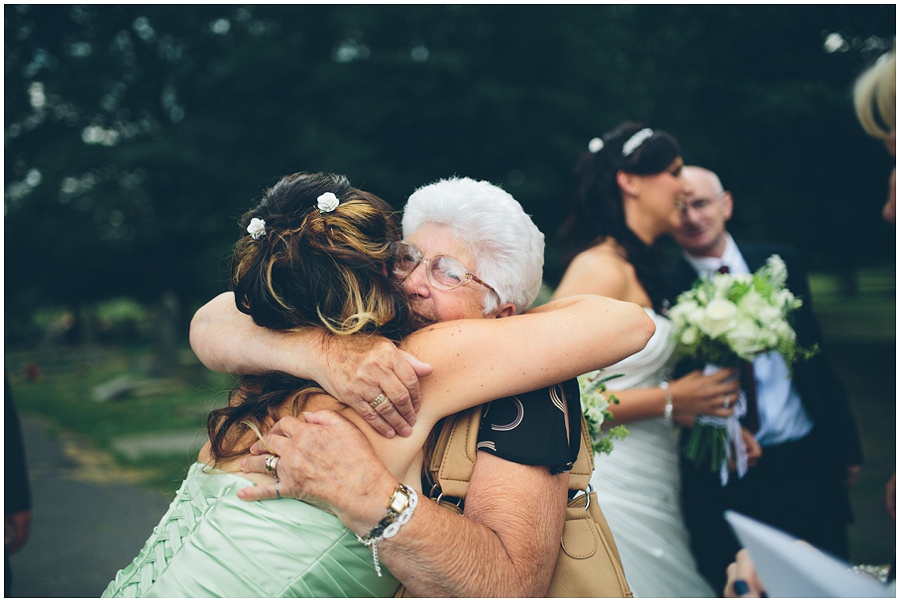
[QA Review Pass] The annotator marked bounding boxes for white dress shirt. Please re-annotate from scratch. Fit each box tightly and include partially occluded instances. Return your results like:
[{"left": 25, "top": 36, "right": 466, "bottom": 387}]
[{"left": 682, "top": 234, "right": 813, "bottom": 448}]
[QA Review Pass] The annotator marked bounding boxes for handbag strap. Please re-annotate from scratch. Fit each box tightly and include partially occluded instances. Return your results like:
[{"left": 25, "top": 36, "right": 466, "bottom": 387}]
[{"left": 429, "top": 403, "right": 595, "bottom": 499}]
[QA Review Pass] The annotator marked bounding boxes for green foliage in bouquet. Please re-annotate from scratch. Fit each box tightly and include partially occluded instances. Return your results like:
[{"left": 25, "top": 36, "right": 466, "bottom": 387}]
[
  {"left": 578, "top": 370, "right": 629, "bottom": 455},
  {"left": 668, "top": 255, "right": 819, "bottom": 370}
]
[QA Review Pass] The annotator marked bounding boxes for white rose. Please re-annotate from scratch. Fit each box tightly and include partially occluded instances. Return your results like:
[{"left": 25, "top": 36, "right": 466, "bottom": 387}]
[
  {"left": 756, "top": 328, "right": 779, "bottom": 349},
  {"left": 669, "top": 300, "right": 698, "bottom": 329},
  {"left": 680, "top": 326, "right": 699, "bottom": 346},
  {"left": 246, "top": 217, "right": 266, "bottom": 240},
  {"left": 737, "top": 290, "right": 766, "bottom": 315},
  {"left": 712, "top": 273, "right": 732, "bottom": 297},
  {"left": 584, "top": 402, "right": 606, "bottom": 426},
  {"left": 697, "top": 298, "right": 738, "bottom": 338},
  {"left": 772, "top": 319, "right": 796, "bottom": 342},
  {"left": 688, "top": 306, "right": 707, "bottom": 328},
  {"left": 772, "top": 289, "right": 800, "bottom": 311},
  {"left": 317, "top": 192, "right": 340, "bottom": 213},
  {"left": 726, "top": 319, "right": 765, "bottom": 360},
  {"left": 765, "top": 255, "right": 788, "bottom": 286},
  {"left": 756, "top": 303, "right": 783, "bottom": 324}
]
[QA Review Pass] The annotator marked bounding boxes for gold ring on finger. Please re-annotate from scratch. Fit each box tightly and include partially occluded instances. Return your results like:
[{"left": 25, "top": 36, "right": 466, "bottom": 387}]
[
  {"left": 264, "top": 454, "right": 280, "bottom": 478},
  {"left": 370, "top": 393, "right": 388, "bottom": 409}
]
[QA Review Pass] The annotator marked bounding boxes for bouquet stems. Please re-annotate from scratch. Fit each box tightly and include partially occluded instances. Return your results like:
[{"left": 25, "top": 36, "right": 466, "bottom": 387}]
[{"left": 683, "top": 423, "right": 729, "bottom": 473}]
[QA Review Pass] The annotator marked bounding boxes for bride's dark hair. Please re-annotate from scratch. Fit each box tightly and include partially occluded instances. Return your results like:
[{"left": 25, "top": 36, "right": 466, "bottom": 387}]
[
  {"left": 558, "top": 122, "right": 682, "bottom": 312},
  {"left": 208, "top": 172, "right": 424, "bottom": 464}
]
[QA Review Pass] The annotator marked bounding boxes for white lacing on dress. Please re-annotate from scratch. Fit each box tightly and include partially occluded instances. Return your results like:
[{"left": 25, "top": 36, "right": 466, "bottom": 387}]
[{"left": 103, "top": 467, "right": 233, "bottom": 597}]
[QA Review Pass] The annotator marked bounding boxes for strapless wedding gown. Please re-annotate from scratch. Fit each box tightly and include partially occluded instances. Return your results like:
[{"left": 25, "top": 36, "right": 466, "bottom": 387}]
[
  {"left": 589, "top": 308, "right": 715, "bottom": 597},
  {"left": 102, "top": 462, "right": 398, "bottom": 597}
]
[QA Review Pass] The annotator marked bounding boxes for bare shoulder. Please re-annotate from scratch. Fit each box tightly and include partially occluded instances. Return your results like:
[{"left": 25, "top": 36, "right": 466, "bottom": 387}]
[{"left": 554, "top": 245, "right": 631, "bottom": 299}]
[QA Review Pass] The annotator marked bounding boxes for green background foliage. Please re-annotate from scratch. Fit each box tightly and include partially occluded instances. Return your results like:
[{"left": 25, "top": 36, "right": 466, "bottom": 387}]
[{"left": 5, "top": 5, "right": 895, "bottom": 339}]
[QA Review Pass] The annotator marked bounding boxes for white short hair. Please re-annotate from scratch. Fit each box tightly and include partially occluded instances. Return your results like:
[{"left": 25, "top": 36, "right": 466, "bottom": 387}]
[{"left": 403, "top": 177, "right": 545, "bottom": 315}]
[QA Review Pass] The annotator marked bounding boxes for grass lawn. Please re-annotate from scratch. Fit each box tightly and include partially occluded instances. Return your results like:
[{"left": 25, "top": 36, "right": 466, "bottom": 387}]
[{"left": 6, "top": 345, "right": 234, "bottom": 492}]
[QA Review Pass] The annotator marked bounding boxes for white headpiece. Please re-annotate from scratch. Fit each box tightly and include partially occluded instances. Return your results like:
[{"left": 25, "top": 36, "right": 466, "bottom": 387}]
[
  {"left": 621, "top": 128, "right": 654, "bottom": 157},
  {"left": 588, "top": 137, "right": 605, "bottom": 153}
]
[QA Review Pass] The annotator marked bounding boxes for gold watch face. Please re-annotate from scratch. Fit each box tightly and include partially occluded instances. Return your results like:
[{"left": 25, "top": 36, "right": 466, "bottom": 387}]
[{"left": 389, "top": 487, "right": 410, "bottom": 514}]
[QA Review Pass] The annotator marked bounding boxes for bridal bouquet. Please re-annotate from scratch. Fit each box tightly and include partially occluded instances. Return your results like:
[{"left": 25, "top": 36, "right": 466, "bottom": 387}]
[
  {"left": 578, "top": 370, "right": 628, "bottom": 455},
  {"left": 668, "top": 255, "right": 817, "bottom": 478}
]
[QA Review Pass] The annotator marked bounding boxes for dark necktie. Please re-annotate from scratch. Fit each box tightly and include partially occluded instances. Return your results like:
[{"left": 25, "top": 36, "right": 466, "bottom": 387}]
[
  {"left": 740, "top": 362, "right": 760, "bottom": 433},
  {"left": 716, "top": 264, "right": 760, "bottom": 432}
]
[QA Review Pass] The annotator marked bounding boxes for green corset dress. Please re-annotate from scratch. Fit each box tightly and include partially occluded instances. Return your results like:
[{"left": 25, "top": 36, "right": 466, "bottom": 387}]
[{"left": 102, "top": 463, "right": 398, "bottom": 597}]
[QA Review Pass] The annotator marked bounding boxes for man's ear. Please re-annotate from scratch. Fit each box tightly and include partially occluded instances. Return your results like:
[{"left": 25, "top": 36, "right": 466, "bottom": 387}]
[
  {"left": 722, "top": 191, "right": 734, "bottom": 222},
  {"left": 493, "top": 303, "right": 517, "bottom": 319},
  {"left": 616, "top": 170, "right": 639, "bottom": 197}
]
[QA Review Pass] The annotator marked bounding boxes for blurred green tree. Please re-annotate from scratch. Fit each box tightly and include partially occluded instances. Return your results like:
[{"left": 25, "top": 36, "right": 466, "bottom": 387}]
[{"left": 5, "top": 5, "right": 894, "bottom": 343}]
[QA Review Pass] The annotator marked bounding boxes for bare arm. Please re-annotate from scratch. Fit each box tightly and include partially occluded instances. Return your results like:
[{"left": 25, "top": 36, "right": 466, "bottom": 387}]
[
  {"left": 553, "top": 250, "right": 741, "bottom": 426},
  {"left": 607, "top": 369, "right": 740, "bottom": 425},
  {"left": 240, "top": 412, "right": 566, "bottom": 597},
  {"left": 401, "top": 294, "right": 655, "bottom": 428},
  {"left": 190, "top": 292, "right": 432, "bottom": 438},
  {"left": 237, "top": 296, "right": 652, "bottom": 594},
  {"left": 383, "top": 453, "right": 566, "bottom": 597}
]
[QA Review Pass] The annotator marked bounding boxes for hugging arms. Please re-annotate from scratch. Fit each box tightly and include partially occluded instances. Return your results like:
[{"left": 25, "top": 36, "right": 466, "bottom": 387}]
[{"left": 191, "top": 290, "right": 652, "bottom": 596}]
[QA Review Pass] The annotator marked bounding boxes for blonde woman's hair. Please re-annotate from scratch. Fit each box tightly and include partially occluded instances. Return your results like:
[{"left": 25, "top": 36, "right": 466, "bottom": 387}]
[{"left": 854, "top": 49, "right": 896, "bottom": 140}]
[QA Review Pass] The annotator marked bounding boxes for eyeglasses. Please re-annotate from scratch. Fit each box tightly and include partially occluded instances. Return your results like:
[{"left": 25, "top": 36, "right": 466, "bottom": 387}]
[
  {"left": 393, "top": 241, "right": 499, "bottom": 297},
  {"left": 680, "top": 193, "right": 724, "bottom": 214}
]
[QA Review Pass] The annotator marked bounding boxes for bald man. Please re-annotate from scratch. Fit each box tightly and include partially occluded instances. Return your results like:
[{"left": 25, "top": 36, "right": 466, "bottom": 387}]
[{"left": 666, "top": 166, "right": 863, "bottom": 593}]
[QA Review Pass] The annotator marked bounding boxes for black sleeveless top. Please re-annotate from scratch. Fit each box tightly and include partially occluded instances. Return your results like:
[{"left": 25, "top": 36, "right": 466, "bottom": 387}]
[{"left": 475, "top": 377, "right": 582, "bottom": 475}]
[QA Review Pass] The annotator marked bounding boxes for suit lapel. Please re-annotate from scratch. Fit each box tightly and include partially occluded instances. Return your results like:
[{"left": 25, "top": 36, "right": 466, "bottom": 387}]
[
  {"left": 736, "top": 242, "right": 767, "bottom": 272},
  {"left": 667, "top": 256, "right": 701, "bottom": 298}
]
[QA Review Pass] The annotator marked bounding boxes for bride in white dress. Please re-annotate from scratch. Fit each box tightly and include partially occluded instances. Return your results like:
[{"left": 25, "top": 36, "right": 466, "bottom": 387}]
[{"left": 554, "top": 123, "right": 740, "bottom": 597}]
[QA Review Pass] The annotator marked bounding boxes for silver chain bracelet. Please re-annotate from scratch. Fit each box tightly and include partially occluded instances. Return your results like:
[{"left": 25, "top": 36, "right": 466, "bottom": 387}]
[{"left": 356, "top": 484, "right": 419, "bottom": 577}]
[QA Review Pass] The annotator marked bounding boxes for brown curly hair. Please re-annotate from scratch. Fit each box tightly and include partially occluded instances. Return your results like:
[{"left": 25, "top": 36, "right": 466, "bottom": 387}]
[{"left": 207, "top": 172, "right": 424, "bottom": 464}]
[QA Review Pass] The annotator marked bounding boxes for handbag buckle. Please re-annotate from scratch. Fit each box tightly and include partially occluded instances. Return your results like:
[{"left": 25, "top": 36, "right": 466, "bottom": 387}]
[{"left": 429, "top": 483, "right": 464, "bottom": 510}]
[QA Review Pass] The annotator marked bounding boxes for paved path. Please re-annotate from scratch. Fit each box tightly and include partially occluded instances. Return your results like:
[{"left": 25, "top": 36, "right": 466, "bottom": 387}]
[{"left": 7, "top": 416, "right": 186, "bottom": 598}]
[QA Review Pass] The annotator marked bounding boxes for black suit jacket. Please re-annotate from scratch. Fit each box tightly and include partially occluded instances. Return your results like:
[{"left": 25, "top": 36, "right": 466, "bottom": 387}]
[
  {"left": 666, "top": 241, "right": 863, "bottom": 471},
  {"left": 666, "top": 241, "right": 863, "bottom": 591}
]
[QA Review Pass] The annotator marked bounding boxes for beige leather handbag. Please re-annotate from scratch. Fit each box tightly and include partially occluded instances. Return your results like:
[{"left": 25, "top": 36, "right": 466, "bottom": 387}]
[{"left": 396, "top": 407, "right": 633, "bottom": 597}]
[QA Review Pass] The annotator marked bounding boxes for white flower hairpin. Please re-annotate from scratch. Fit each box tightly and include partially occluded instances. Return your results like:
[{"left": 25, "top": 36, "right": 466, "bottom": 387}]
[
  {"left": 588, "top": 137, "right": 605, "bottom": 153},
  {"left": 247, "top": 218, "right": 266, "bottom": 240},
  {"left": 317, "top": 192, "right": 340, "bottom": 213}
]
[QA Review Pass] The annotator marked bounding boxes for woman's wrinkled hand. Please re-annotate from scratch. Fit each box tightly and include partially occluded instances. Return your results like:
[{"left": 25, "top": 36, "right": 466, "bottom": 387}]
[
  {"left": 315, "top": 335, "right": 432, "bottom": 438},
  {"left": 237, "top": 412, "right": 397, "bottom": 535}
]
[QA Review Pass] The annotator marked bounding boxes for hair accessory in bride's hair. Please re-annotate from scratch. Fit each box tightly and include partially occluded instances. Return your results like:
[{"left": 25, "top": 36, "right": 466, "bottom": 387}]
[
  {"left": 621, "top": 128, "right": 654, "bottom": 158},
  {"left": 317, "top": 192, "right": 340, "bottom": 213},
  {"left": 588, "top": 137, "right": 605, "bottom": 153},
  {"left": 247, "top": 217, "right": 267, "bottom": 240}
]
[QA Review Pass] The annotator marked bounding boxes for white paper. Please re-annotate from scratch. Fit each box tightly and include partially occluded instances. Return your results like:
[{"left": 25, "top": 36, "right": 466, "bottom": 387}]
[{"left": 725, "top": 511, "right": 894, "bottom": 597}]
